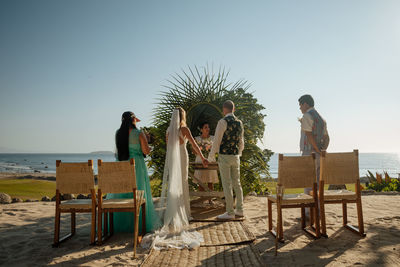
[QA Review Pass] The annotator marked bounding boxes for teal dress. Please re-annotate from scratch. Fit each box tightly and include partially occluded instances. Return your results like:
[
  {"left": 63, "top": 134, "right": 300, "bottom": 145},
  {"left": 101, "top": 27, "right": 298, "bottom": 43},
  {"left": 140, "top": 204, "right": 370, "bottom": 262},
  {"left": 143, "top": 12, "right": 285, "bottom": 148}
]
[{"left": 107, "top": 128, "right": 161, "bottom": 233}]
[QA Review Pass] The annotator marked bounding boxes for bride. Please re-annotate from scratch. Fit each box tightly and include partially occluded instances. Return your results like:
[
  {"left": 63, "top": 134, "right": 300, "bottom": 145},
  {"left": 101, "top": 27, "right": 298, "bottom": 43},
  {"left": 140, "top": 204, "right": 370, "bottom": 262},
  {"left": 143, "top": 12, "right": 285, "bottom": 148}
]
[{"left": 143, "top": 107, "right": 208, "bottom": 250}]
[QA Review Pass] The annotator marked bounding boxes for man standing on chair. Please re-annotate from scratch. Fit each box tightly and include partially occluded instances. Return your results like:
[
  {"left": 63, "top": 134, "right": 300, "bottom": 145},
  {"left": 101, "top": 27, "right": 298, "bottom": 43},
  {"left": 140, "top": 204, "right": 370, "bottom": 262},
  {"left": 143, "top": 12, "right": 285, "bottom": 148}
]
[
  {"left": 299, "top": 94, "right": 329, "bottom": 195},
  {"left": 208, "top": 100, "right": 244, "bottom": 220}
]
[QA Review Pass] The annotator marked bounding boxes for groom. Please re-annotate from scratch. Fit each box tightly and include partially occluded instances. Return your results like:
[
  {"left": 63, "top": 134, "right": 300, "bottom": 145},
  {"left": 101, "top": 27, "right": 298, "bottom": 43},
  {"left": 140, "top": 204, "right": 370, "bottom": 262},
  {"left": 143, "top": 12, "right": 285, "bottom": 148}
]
[{"left": 208, "top": 100, "right": 244, "bottom": 220}]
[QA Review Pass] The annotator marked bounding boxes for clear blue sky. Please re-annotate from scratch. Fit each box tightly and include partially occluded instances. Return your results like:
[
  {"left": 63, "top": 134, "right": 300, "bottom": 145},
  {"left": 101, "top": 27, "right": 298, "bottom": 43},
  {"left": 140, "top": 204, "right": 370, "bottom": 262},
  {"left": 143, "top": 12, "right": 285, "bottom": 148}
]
[{"left": 0, "top": 0, "right": 399, "bottom": 153}]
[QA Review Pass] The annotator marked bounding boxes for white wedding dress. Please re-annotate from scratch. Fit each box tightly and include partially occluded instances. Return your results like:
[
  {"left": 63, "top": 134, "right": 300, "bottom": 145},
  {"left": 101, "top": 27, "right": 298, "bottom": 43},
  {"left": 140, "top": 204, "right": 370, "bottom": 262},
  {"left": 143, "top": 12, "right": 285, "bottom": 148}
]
[
  {"left": 142, "top": 109, "right": 203, "bottom": 250},
  {"left": 179, "top": 127, "right": 191, "bottom": 219}
]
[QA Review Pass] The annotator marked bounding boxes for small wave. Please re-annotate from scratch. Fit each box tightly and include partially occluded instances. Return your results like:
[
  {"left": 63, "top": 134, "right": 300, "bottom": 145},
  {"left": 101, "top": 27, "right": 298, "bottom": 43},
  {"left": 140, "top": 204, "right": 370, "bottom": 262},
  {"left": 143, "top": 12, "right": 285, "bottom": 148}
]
[{"left": 0, "top": 162, "right": 34, "bottom": 173}]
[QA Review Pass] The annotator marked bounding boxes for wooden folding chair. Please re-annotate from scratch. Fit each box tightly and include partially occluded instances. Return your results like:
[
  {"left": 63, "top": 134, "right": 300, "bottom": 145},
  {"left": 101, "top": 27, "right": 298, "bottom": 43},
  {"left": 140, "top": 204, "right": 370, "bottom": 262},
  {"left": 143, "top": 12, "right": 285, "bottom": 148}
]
[
  {"left": 319, "top": 150, "right": 366, "bottom": 237},
  {"left": 268, "top": 154, "right": 320, "bottom": 242},
  {"left": 97, "top": 158, "right": 145, "bottom": 258},
  {"left": 53, "top": 160, "right": 96, "bottom": 247}
]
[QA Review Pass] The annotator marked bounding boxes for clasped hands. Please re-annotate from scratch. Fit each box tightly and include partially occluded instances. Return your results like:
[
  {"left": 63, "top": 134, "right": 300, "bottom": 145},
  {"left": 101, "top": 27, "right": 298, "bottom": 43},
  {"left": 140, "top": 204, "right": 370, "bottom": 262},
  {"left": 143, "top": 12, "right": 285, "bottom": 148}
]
[{"left": 201, "top": 157, "right": 209, "bottom": 168}]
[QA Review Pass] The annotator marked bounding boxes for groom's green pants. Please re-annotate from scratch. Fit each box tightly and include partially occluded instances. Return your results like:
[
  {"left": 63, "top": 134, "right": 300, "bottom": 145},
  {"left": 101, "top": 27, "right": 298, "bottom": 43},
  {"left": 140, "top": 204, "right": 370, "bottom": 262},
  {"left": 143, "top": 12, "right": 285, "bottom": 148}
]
[{"left": 218, "top": 154, "right": 243, "bottom": 216}]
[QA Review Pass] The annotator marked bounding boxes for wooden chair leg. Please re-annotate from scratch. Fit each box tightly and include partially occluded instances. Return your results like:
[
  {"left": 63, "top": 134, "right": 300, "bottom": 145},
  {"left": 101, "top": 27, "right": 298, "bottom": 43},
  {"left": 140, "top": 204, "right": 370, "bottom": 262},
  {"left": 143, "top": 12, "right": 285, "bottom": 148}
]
[
  {"left": 277, "top": 206, "right": 283, "bottom": 241},
  {"left": 97, "top": 208, "right": 102, "bottom": 245},
  {"left": 310, "top": 207, "right": 314, "bottom": 226},
  {"left": 268, "top": 199, "right": 272, "bottom": 231},
  {"left": 141, "top": 203, "right": 146, "bottom": 235},
  {"left": 344, "top": 199, "right": 366, "bottom": 237},
  {"left": 301, "top": 207, "right": 306, "bottom": 229},
  {"left": 53, "top": 208, "right": 61, "bottom": 246},
  {"left": 318, "top": 180, "right": 327, "bottom": 237},
  {"left": 133, "top": 212, "right": 139, "bottom": 258},
  {"left": 314, "top": 205, "right": 321, "bottom": 238},
  {"left": 342, "top": 202, "right": 347, "bottom": 226},
  {"left": 53, "top": 191, "right": 61, "bottom": 247},
  {"left": 312, "top": 183, "right": 320, "bottom": 238},
  {"left": 320, "top": 202, "right": 327, "bottom": 237},
  {"left": 355, "top": 198, "right": 366, "bottom": 236},
  {"left": 356, "top": 181, "right": 366, "bottom": 236},
  {"left": 90, "top": 207, "right": 96, "bottom": 244},
  {"left": 71, "top": 211, "right": 76, "bottom": 236}
]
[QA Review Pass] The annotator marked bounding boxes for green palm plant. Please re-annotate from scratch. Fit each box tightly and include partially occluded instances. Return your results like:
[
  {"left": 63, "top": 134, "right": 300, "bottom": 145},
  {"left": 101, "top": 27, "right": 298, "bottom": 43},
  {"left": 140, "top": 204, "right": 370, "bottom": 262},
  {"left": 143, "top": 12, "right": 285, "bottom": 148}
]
[{"left": 148, "top": 65, "right": 272, "bottom": 196}]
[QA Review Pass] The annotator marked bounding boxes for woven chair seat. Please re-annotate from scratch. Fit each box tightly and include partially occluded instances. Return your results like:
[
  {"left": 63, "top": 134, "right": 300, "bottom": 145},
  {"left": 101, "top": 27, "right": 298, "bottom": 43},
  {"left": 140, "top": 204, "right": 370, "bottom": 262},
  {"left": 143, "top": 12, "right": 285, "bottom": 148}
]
[
  {"left": 102, "top": 197, "right": 145, "bottom": 209},
  {"left": 322, "top": 190, "right": 356, "bottom": 200},
  {"left": 59, "top": 199, "right": 94, "bottom": 210},
  {"left": 267, "top": 193, "right": 314, "bottom": 204}
]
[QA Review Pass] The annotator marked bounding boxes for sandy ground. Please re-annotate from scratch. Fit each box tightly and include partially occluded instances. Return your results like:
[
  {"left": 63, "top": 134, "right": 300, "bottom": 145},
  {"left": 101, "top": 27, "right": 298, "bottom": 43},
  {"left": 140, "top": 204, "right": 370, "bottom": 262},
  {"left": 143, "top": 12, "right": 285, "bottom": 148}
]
[
  {"left": 0, "top": 195, "right": 399, "bottom": 266},
  {"left": 247, "top": 195, "right": 400, "bottom": 266}
]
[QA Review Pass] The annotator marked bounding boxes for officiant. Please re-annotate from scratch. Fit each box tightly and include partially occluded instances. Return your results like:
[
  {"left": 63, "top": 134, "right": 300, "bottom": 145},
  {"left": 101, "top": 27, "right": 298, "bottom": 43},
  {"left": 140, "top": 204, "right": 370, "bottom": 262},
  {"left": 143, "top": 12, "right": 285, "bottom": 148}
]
[{"left": 193, "top": 121, "right": 219, "bottom": 192}]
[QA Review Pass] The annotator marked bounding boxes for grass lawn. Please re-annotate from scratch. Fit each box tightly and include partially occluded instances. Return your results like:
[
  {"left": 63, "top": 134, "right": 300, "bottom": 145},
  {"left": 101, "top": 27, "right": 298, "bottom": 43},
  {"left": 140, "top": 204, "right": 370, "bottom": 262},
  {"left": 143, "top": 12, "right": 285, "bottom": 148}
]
[
  {"left": 0, "top": 179, "right": 56, "bottom": 200},
  {"left": 264, "top": 181, "right": 360, "bottom": 194}
]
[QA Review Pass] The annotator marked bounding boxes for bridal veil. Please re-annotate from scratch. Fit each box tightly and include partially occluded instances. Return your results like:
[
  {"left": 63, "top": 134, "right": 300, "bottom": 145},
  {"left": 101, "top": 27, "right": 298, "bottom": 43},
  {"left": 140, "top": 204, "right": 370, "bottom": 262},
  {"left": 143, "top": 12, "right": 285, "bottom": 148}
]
[{"left": 142, "top": 109, "right": 203, "bottom": 250}]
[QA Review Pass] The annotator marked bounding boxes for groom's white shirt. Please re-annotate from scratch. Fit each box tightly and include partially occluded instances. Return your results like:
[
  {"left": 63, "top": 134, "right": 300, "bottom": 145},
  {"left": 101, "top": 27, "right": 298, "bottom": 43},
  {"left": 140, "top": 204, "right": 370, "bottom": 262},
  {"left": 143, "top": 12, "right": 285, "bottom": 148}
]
[{"left": 208, "top": 113, "right": 244, "bottom": 162}]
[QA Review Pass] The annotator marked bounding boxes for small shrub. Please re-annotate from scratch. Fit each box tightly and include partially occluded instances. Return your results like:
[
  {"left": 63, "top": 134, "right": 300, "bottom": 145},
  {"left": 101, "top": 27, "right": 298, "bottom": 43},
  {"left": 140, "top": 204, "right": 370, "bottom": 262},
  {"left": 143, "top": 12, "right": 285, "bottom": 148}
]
[
  {"left": 366, "top": 170, "right": 376, "bottom": 183},
  {"left": 367, "top": 178, "right": 400, "bottom": 192}
]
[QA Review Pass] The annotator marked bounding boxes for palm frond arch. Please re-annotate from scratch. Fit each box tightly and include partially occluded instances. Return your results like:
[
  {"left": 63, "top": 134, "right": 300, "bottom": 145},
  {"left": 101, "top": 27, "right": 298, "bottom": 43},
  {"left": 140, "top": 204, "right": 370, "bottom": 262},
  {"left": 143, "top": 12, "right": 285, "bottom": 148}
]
[
  {"left": 152, "top": 65, "right": 249, "bottom": 128},
  {"left": 148, "top": 65, "right": 272, "bottom": 196},
  {"left": 186, "top": 102, "right": 222, "bottom": 137}
]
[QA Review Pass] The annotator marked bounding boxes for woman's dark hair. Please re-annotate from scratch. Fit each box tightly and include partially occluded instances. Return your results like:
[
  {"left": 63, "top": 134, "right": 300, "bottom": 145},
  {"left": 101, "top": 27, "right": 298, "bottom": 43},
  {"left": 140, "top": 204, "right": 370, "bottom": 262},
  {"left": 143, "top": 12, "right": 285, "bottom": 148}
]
[
  {"left": 298, "top": 94, "right": 314, "bottom": 107},
  {"left": 199, "top": 121, "right": 209, "bottom": 129},
  {"left": 116, "top": 111, "right": 136, "bottom": 161}
]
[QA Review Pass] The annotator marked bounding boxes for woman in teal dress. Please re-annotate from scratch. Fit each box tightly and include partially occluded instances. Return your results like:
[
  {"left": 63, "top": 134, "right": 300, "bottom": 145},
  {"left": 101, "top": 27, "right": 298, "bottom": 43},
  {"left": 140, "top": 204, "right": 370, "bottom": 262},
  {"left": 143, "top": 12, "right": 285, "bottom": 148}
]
[{"left": 107, "top": 111, "right": 161, "bottom": 233}]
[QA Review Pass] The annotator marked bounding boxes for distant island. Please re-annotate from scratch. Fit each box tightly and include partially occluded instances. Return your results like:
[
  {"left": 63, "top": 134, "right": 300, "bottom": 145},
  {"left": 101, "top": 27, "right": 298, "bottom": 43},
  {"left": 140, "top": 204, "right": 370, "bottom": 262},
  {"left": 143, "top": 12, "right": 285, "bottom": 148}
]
[{"left": 90, "top": 151, "right": 114, "bottom": 154}]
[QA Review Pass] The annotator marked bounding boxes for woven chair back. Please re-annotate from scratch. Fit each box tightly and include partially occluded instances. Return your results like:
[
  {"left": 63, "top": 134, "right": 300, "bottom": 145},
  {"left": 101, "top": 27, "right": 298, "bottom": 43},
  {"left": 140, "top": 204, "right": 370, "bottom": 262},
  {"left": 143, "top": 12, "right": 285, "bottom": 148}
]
[
  {"left": 97, "top": 159, "right": 136, "bottom": 193},
  {"left": 278, "top": 154, "right": 316, "bottom": 189},
  {"left": 56, "top": 160, "right": 94, "bottom": 194},
  {"left": 320, "top": 150, "right": 359, "bottom": 185}
]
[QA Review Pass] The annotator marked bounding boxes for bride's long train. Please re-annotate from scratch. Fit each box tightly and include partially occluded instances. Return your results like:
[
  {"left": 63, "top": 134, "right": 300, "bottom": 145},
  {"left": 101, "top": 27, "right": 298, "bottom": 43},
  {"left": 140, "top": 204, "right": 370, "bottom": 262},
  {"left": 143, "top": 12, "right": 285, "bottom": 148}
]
[{"left": 141, "top": 109, "right": 203, "bottom": 250}]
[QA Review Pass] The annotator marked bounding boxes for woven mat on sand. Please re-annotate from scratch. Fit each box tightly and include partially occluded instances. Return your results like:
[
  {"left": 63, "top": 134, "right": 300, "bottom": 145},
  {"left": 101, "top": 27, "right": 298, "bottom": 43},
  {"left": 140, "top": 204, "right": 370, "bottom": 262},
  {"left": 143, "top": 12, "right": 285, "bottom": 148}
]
[
  {"left": 141, "top": 244, "right": 263, "bottom": 267},
  {"left": 189, "top": 221, "right": 255, "bottom": 246}
]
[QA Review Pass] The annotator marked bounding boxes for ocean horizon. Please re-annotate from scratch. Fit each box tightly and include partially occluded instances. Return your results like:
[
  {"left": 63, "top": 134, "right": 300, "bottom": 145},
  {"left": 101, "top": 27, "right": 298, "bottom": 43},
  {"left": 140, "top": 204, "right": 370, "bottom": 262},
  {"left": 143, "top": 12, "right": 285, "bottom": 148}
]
[
  {"left": 1, "top": 152, "right": 399, "bottom": 178},
  {"left": 268, "top": 152, "right": 400, "bottom": 178}
]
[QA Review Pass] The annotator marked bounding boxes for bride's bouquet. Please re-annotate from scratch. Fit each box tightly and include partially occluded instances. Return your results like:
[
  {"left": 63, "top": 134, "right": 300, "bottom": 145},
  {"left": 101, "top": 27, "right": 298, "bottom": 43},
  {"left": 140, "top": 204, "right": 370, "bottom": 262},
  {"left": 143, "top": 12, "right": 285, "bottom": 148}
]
[{"left": 196, "top": 137, "right": 212, "bottom": 158}]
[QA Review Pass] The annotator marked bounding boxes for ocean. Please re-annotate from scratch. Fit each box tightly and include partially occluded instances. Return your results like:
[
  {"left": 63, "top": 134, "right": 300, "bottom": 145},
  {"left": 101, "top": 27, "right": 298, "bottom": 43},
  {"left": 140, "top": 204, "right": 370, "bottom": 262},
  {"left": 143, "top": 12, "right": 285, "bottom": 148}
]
[
  {"left": 0, "top": 153, "right": 116, "bottom": 174},
  {"left": 0, "top": 152, "right": 399, "bottom": 178}
]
